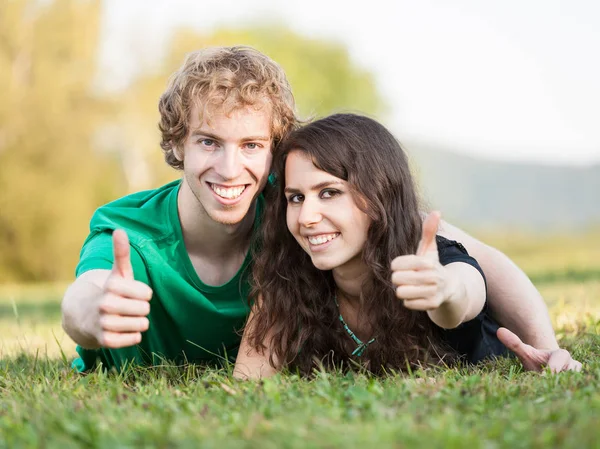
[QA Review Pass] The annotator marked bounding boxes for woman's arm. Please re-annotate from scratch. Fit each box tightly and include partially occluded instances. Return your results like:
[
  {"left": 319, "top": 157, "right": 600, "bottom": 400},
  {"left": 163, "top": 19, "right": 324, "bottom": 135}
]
[
  {"left": 233, "top": 303, "right": 280, "bottom": 380},
  {"left": 393, "top": 212, "right": 485, "bottom": 329},
  {"left": 425, "top": 262, "right": 486, "bottom": 329}
]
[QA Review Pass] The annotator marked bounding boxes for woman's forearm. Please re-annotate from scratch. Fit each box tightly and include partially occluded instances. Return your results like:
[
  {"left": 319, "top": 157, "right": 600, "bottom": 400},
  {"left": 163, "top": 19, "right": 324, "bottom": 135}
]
[
  {"left": 427, "top": 263, "right": 486, "bottom": 329},
  {"left": 233, "top": 305, "right": 279, "bottom": 380}
]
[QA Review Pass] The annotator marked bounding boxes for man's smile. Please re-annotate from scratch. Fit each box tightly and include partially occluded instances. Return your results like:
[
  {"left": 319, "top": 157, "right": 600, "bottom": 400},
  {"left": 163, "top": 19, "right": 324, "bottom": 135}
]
[{"left": 207, "top": 182, "right": 248, "bottom": 200}]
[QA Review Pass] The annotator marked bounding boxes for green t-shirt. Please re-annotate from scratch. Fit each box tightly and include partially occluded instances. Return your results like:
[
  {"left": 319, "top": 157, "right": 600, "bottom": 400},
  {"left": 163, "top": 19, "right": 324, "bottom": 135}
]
[{"left": 73, "top": 180, "right": 262, "bottom": 371}]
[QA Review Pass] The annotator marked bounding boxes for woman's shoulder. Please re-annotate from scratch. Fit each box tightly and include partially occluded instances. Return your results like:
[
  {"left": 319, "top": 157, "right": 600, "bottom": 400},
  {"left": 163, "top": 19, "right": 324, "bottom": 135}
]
[{"left": 435, "top": 235, "right": 474, "bottom": 266}]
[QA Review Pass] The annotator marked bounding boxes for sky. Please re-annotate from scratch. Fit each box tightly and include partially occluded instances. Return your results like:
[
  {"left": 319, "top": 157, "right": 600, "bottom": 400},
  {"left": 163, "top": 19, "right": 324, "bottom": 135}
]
[{"left": 98, "top": 0, "right": 600, "bottom": 166}]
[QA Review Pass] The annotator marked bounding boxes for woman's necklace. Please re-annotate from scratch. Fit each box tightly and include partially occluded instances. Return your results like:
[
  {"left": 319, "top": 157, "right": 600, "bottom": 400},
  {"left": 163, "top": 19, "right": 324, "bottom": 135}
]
[{"left": 334, "top": 295, "right": 376, "bottom": 357}]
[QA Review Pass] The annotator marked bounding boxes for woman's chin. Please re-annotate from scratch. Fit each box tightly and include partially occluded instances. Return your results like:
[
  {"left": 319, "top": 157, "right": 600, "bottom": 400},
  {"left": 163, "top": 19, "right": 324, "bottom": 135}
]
[{"left": 310, "top": 256, "right": 341, "bottom": 272}]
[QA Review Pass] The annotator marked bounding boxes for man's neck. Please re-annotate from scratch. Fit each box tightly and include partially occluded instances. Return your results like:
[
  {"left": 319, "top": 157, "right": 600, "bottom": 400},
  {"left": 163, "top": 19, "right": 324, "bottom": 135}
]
[{"left": 177, "top": 180, "right": 255, "bottom": 259}]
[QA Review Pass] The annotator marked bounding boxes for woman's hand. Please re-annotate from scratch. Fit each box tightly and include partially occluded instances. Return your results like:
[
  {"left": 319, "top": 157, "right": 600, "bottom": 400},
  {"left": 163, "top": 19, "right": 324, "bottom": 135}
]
[
  {"left": 391, "top": 212, "right": 485, "bottom": 328},
  {"left": 391, "top": 212, "right": 460, "bottom": 311}
]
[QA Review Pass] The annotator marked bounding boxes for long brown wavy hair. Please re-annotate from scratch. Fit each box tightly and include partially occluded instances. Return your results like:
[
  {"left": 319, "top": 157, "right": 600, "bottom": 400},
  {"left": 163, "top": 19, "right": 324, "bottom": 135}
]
[{"left": 247, "top": 113, "right": 453, "bottom": 375}]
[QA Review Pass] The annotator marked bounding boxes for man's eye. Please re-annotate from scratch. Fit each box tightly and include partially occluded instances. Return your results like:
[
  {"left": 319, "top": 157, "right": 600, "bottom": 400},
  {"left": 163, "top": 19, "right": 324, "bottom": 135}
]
[
  {"left": 200, "top": 139, "right": 215, "bottom": 146},
  {"left": 245, "top": 143, "right": 260, "bottom": 150}
]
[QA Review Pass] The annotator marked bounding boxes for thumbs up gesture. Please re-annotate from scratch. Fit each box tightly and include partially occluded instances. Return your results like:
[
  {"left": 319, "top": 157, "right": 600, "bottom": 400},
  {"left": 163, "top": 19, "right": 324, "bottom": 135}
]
[
  {"left": 92, "top": 229, "right": 153, "bottom": 348},
  {"left": 391, "top": 212, "right": 459, "bottom": 311}
]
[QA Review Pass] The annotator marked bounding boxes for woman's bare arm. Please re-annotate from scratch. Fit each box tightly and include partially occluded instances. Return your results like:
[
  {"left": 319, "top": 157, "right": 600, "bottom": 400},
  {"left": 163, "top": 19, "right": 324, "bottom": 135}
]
[
  {"left": 233, "top": 303, "right": 279, "bottom": 380},
  {"left": 426, "top": 262, "right": 486, "bottom": 329}
]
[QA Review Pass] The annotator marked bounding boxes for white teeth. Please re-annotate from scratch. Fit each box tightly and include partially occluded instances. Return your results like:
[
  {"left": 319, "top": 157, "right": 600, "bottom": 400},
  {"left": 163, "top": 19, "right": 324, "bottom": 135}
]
[
  {"left": 308, "top": 233, "right": 339, "bottom": 245},
  {"left": 210, "top": 184, "right": 246, "bottom": 199}
]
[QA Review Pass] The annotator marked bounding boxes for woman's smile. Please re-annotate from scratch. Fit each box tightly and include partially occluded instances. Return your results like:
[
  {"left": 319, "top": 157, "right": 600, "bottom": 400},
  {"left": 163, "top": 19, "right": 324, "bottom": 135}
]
[{"left": 306, "top": 232, "right": 341, "bottom": 251}]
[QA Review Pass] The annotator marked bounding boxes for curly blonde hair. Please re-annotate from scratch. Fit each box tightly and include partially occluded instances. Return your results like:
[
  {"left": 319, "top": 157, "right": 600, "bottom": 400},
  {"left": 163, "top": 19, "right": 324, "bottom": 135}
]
[{"left": 158, "top": 46, "right": 298, "bottom": 169}]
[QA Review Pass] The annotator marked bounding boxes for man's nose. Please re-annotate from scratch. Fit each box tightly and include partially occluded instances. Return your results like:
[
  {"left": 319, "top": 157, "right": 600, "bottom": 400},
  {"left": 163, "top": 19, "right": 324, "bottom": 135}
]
[{"left": 216, "top": 147, "right": 243, "bottom": 180}]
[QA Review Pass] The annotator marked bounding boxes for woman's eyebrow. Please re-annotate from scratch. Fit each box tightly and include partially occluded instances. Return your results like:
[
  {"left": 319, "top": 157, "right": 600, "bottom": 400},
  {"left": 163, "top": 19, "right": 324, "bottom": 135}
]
[{"left": 284, "top": 180, "right": 345, "bottom": 194}]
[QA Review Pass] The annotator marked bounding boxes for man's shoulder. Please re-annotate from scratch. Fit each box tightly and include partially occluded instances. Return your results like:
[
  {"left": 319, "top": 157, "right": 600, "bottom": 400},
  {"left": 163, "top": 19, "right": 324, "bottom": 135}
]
[
  {"left": 88, "top": 180, "right": 181, "bottom": 242},
  {"left": 98, "top": 180, "right": 180, "bottom": 213}
]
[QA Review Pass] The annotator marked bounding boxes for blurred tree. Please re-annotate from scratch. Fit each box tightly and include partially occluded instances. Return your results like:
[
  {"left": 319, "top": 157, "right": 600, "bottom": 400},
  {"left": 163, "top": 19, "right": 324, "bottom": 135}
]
[
  {"left": 0, "top": 0, "right": 123, "bottom": 282},
  {"left": 0, "top": 8, "right": 385, "bottom": 282},
  {"left": 117, "top": 26, "right": 387, "bottom": 187}
]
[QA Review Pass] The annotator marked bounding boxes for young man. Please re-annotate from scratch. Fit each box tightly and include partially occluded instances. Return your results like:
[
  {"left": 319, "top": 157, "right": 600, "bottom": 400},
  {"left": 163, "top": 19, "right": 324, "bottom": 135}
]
[{"left": 61, "top": 46, "right": 580, "bottom": 373}]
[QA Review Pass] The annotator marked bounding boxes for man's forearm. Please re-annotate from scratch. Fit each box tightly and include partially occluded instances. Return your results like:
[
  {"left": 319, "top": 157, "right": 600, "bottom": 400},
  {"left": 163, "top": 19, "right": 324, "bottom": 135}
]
[
  {"left": 61, "top": 279, "right": 102, "bottom": 349},
  {"left": 438, "top": 220, "right": 559, "bottom": 350},
  {"left": 479, "top": 247, "right": 558, "bottom": 350}
]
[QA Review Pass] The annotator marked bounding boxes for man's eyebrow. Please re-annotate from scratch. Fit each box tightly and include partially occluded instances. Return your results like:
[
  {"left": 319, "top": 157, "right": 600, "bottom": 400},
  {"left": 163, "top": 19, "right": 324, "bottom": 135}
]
[
  {"left": 284, "top": 180, "right": 345, "bottom": 194},
  {"left": 241, "top": 136, "right": 271, "bottom": 142},
  {"left": 190, "top": 130, "right": 221, "bottom": 139},
  {"left": 189, "top": 130, "right": 270, "bottom": 142}
]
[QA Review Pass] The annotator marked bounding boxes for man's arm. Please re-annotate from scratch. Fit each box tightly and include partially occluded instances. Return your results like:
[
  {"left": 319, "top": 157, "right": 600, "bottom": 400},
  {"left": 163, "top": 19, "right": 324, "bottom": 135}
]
[
  {"left": 61, "top": 230, "right": 153, "bottom": 349},
  {"left": 62, "top": 269, "right": 111, "bottom": 348},
  {"left": 437, "top": 220, "right": 559, "bottom": 350}
]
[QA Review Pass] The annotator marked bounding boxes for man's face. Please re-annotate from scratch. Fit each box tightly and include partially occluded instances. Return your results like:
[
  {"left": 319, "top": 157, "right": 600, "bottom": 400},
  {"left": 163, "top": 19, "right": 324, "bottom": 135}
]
[{"left": 176, "top": 103, "right": 273, "bottom": 226}]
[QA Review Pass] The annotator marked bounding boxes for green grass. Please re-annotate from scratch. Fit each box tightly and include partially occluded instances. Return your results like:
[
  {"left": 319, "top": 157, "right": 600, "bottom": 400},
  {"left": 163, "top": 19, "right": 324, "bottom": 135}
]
[
  {"left": 1, "top": 334, "right": 599, "bottom": 449},
  {"left": 0, "top": 236, "right": 599, "bottom": 448}
]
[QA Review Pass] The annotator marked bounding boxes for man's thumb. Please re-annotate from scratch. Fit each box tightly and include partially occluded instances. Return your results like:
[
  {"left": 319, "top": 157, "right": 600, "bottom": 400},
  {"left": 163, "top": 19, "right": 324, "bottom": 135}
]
[
  {"left": 497, "top": 327, "right": 526, "bottom": 353},
  {"left": 497, "top": 327, "right": 547, "bottom": 371},
  {"left": 112, "top": 229, "right": 134, "bottom": 280},
  {"left": 417, "top": 211, "right": 441, "bottom": 256}
]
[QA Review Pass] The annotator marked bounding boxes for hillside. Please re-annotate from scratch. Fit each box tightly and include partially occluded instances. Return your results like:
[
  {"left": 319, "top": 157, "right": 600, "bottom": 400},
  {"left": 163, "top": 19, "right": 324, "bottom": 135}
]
[{"left": 406, "top": 143, "right": 600, "bottom": 231}]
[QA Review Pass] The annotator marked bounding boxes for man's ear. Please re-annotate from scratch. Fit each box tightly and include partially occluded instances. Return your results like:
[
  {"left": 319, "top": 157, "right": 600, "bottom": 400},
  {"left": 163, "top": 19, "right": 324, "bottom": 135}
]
[{"left": 172, "top": 142, "right": 184, "bottom": 162}]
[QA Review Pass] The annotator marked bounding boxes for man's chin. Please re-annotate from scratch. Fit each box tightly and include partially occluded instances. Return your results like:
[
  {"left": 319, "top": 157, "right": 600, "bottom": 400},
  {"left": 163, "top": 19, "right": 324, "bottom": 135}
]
[
  {"left": 207, "top": 208, "right": 250, "bottom": 226},
  {"left": 202, "top": 190, "right": 258, "bottom": 226}
]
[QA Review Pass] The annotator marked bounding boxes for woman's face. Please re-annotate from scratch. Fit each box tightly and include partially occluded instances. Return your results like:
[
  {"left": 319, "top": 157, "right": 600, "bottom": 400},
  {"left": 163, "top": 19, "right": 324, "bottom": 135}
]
[{"left": 285, "top": 150, "right": 371, "bottom": 272}]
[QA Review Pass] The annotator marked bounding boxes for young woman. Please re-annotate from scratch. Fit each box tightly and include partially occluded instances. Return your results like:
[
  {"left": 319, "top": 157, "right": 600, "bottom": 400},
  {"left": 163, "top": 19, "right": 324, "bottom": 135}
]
[{"left": 234, "top": 113, "right": 508, "bottom": 379}]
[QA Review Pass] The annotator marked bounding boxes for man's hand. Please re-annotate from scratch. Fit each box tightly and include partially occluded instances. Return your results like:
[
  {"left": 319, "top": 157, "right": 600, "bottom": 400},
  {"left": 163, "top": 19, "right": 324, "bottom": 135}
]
[
  {"left": 87, "top": 230, "right": 153, "bottom": 348},
  {"left": 497, "top": 327, "right": 582, "bottom": 373},
  {"left": 391, "top": 211, "right": 458, "bottom": 311},
  {"left": 437, "top": 220, "right": 561, "bottom": 350}
]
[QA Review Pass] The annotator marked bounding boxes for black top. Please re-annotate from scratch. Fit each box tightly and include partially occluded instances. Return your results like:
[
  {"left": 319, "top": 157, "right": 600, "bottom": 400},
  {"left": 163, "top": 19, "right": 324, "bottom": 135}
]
[{"left": 436, "top": 236, "right": 509, "bottom": 363}]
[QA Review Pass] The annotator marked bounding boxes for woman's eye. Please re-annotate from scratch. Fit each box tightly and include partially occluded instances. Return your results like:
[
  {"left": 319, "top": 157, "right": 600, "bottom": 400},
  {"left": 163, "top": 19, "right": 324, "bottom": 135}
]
[
  {"left": 287, "top": 194, "right": 303, "bottom": 203},
  {"left": 321, "top": 189, "right": 340, "bottom": 199}
]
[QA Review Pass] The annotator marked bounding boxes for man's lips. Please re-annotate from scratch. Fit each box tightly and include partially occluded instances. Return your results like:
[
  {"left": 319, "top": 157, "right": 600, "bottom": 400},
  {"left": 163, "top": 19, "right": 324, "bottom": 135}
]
[{"left": 207, "top": 182, "right": 249, "bottom": 200}]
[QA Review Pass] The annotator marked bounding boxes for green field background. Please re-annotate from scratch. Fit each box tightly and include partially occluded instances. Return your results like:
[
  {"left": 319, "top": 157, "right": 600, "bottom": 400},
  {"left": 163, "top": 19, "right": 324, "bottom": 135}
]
[
  {"left": 1, "top": 230, "right": 598, "bottom": 359},
  {"left": 0, "top": 232, "right": 599, "bottom": 448}
]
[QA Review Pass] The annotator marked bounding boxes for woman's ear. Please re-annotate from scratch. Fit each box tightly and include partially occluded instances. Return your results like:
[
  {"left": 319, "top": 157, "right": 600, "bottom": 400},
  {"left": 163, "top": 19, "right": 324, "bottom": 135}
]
[{"left": 360, "top": 193, "right": 385, "bottom": 224}]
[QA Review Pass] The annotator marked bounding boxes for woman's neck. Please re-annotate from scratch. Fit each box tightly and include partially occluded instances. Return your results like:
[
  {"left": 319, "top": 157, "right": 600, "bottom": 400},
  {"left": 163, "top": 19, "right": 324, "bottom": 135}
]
[
  {"left": 333, "top": 258, "right": 373, "bottom": 341},
  {"left": 332, "top": 257, "right": 369, "bottom": 306}
]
